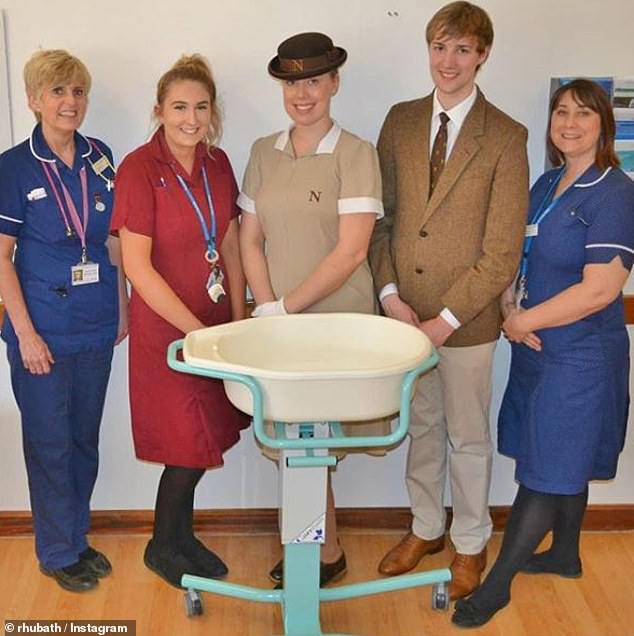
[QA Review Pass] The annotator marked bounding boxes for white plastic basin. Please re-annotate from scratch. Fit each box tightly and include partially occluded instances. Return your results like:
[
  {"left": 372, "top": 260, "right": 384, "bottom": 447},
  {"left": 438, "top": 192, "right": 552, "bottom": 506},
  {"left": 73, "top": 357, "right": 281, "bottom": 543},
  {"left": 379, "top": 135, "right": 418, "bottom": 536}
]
[{"left": 183, "top": 313, "right": 433, "bottom": 422}]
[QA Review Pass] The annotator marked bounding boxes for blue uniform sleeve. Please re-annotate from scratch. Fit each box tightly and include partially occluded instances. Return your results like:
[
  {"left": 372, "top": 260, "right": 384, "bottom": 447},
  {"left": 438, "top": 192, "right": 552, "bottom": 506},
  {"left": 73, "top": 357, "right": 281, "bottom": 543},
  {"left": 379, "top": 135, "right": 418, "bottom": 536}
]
[
  {"left": 0, "top": 150, "right": 26, "bottom": 237},
  {"left": 585, "top": 172, "right": 634, "bottom": 270}
]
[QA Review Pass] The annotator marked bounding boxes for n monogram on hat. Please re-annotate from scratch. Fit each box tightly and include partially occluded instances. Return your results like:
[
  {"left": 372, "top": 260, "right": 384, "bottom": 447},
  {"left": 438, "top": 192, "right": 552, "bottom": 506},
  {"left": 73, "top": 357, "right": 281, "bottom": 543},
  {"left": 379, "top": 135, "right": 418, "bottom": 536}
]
[{"left": 268, "top": 32, "right": 347, "bottom": 81}]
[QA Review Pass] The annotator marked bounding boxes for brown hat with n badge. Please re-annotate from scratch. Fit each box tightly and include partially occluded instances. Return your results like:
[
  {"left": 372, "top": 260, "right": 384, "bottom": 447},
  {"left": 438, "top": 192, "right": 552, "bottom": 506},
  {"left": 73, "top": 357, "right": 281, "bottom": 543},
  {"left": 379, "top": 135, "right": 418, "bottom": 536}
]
[{"left": 268, "top": 32, "right": 347, "bottom": 80}]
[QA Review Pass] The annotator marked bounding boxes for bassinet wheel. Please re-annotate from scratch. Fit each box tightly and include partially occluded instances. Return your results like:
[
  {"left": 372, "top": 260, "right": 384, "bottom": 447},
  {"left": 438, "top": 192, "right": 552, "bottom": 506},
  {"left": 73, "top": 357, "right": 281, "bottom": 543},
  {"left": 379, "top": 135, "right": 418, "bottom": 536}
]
[
  {"left": 431, "top": 582, "right": 449, "bottom": 611},
  {"left": 184, "top": 588, "right": 204, "bottom": 617}
]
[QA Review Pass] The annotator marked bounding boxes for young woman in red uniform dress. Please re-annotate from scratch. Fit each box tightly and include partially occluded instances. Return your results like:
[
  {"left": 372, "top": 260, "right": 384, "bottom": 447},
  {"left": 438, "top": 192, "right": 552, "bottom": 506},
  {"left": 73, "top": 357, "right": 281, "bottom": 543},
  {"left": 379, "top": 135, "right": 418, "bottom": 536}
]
[{"left": 110, "top": 55, "right": 248, "bottom": 587}]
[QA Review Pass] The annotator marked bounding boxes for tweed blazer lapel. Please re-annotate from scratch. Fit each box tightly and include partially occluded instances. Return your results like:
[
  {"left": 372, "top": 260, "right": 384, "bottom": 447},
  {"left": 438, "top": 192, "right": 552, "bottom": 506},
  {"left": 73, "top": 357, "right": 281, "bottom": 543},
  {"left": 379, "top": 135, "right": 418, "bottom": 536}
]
[
  {"left": 403, "top": 97, "right": 433, "bottom": 211},
  {"left": 420, "top": 91, "right": 487, "bottom": 227}
]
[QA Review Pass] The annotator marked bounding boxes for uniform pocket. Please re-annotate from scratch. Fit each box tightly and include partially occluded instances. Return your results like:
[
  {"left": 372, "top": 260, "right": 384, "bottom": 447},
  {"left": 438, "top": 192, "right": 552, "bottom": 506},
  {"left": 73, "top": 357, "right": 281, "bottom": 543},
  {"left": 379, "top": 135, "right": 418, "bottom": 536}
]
[
  {"left": 74, "top": 262, "right": 119, "bottom": 330},
  {"left": 23, "top": 279, "right": 71, "bottom": 335}
]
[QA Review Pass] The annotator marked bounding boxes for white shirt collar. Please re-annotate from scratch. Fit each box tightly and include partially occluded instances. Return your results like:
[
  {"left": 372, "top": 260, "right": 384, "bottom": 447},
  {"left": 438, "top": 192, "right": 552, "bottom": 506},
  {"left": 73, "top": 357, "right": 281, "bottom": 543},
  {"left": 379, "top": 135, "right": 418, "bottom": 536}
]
[
  {"left": 273, "top": 128, "right": 289, "bottom": 151},
  {"left": 432, "top": 85, "right": 478, "bottom": 129},
  {"left": 273, "top": 121, "right": 342, "bottom": 156}
]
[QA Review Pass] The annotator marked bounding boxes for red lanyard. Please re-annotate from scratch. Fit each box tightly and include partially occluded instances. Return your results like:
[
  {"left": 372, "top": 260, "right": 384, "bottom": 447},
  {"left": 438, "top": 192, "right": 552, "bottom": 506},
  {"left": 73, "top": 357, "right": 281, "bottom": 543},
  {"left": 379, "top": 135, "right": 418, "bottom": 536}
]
[{"left": 40, "top": 161, "right": 90, "bottom": 262}]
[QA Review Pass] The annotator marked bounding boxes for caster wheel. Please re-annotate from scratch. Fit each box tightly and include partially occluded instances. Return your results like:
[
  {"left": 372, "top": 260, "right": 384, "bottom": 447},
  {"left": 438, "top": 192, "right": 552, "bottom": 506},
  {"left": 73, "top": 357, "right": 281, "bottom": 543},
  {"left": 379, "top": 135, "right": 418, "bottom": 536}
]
[
  {"left": 184, "top": 588, "right": 204, "bottom": 617},
  {"left": 431, "top": 582, "right": 449, "bottom": 611}
]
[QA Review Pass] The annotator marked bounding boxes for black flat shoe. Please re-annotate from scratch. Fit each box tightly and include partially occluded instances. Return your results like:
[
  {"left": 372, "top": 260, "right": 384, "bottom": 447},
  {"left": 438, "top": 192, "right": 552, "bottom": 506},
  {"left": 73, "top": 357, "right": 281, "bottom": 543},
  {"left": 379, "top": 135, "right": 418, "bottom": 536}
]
[
  {"left": 269, "top": 558, "right": 284, "bottom": 583},
  {"left": 40, "top": 561, "right": 98, "bottom": 592},
  {"left": 79, "top": 547, "right": 112, "bottom": 578},
  {"left": 452, "top": 595, "right": 509, "bottom": 628},
  {"left": 181, "top": 537, "right": 228, "bottom": 579},
  {"left": 144, "top": 540, "right": 197, "bottom": 589},
  {"left": 521, "top": 551, "right": 582, "bottom": 578},
  {"left": 320, "top": 552, "right": 347, "bottom": 586},
  {"left": 272, "top": 551, "right": 347, "bottom": 588}
]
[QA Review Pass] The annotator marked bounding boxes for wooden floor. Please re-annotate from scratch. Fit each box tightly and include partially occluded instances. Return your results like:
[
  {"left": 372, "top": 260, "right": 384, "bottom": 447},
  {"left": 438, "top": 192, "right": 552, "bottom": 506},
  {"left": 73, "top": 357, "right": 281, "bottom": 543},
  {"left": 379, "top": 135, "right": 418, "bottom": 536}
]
[{"left": 1, "top": 531, "right": 633, "bottom": 636}]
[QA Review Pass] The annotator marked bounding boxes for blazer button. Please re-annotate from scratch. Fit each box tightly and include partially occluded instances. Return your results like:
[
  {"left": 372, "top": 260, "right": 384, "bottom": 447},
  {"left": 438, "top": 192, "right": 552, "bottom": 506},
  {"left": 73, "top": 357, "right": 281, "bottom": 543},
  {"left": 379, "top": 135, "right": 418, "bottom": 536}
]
[
  {"left": 415, "top": 267, "right": 424, "bottom": 274},
  {"left": 419, "top": 229, "right": 428, "bottom": 238}
]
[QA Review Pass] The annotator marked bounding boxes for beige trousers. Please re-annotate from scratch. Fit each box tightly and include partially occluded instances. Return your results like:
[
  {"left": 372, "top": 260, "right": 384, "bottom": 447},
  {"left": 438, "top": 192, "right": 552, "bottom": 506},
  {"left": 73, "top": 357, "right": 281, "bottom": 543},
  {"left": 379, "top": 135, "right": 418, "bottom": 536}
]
[{"left": 407, "top": 341, "right": 496, "bottom": 554}]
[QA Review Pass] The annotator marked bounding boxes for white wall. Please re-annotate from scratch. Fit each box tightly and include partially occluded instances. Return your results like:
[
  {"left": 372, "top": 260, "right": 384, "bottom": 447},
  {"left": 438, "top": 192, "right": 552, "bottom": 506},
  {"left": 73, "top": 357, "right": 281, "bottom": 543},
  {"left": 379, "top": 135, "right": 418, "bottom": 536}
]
[
  {"left": 1, "top": 0, "right": 633, "bottom": 512},
  {"left": 0, "top": 11, "right": 12, "bottom": 150}
]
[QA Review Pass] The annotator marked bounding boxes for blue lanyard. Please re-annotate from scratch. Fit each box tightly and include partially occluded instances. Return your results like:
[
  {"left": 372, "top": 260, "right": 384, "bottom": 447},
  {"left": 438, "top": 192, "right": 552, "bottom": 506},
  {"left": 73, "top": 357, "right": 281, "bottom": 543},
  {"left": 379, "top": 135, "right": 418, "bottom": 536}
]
[
  {"left": 174, "top": 168, "right": 218, "bottom": 262},
  {"left": 519, "top": 168, "right": 565, "bottom": 278}
]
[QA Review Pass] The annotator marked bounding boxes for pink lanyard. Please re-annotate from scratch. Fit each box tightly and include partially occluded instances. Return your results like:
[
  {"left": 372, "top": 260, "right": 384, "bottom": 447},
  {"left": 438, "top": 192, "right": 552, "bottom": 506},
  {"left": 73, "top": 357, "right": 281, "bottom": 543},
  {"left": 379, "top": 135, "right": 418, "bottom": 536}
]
[{"left": 40, "top": 161, "right": 90, "bottom": 262}]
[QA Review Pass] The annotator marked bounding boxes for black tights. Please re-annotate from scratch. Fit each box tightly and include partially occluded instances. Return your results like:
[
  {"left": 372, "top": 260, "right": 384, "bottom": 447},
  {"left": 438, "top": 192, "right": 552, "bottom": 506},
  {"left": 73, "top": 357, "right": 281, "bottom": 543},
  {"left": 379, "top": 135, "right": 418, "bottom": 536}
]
[
  {"left": 546, "top": 486, "right": 588, "bottom": 564},
  {"left": 153, "top": 465, "right": 205, "bottom": 550},
  {"left": 470, "top": 484, "right": 588, "bottom": 609}
]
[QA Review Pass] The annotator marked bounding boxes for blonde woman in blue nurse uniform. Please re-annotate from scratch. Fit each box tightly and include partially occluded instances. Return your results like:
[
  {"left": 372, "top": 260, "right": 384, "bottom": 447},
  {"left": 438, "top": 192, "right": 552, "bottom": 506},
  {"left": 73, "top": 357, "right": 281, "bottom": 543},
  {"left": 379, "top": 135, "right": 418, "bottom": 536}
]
[{"left": 0, "top": 50, "right": 127, "bottom": 593}]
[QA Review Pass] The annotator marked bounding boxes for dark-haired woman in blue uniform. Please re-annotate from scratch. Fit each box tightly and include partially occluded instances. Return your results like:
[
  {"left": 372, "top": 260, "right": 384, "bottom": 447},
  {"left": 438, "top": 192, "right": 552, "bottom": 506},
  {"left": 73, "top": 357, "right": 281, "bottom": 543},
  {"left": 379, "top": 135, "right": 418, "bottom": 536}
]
[
  {"left": 0, "top": 50, "right": 127, "bottom": 592},
  {"left": 453, "top": 79, "right": 634, "bottom": 627}
]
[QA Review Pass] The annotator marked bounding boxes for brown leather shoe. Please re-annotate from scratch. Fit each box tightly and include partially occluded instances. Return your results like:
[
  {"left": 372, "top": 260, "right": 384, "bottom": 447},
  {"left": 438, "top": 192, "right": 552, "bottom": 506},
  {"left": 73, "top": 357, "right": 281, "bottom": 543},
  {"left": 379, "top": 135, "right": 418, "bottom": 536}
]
[
  {"left": 378, "top": 532, "right": 445, "bottom": 576},
  {"left": 448, "top": 547, "right": 487, "bottom": 600}
]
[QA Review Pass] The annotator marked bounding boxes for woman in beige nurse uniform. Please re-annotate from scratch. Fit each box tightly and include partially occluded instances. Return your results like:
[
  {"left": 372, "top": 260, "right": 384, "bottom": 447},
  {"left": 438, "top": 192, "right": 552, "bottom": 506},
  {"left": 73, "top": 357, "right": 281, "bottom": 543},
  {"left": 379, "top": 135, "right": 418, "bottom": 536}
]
[{"left": 239, "top": 32, "right": 385, "bottom": 587}]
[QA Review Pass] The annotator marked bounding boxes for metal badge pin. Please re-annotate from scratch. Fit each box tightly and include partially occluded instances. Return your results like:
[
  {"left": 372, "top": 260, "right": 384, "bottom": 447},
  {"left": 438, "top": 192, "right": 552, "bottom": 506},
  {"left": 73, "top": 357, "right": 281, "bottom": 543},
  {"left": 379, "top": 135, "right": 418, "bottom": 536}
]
[{"left": 95, "top": 193, "right": 106, "bottom": 213}]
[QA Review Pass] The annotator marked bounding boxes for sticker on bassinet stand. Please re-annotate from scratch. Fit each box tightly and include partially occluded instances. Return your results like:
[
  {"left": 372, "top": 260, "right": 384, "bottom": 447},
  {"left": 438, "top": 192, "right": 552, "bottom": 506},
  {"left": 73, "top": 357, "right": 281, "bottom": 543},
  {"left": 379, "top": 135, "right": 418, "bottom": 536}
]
[{"left": 292, "top": 514, "right": 326, "bottom": 544}]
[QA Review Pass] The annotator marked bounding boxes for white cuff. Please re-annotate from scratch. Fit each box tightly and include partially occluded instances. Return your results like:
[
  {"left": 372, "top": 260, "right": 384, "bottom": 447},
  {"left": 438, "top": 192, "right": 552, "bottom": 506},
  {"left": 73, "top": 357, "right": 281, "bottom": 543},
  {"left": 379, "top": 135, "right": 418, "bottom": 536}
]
[
  {"left": 440, "top": 307, "right": 461, "bottom": 329},
  {"left": 237, "top": 192, "right": 256, "bottom": 214},
  {"left": 338, "top": 196, "right": 384, "bottom": 218},
  {"left": 379, "top": 283, "right": 399, "bottom": 302}
]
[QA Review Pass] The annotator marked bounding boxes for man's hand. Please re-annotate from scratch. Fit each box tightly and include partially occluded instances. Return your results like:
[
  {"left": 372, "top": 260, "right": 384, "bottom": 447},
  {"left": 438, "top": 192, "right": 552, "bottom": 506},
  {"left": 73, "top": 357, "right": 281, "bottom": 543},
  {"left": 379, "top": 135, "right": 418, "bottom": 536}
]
[
  {"left": 381, "top": 294, "right": 420, "bottom": 327},
  {"left": 419, "top": 315, "right": 455, "bottom": 348}
]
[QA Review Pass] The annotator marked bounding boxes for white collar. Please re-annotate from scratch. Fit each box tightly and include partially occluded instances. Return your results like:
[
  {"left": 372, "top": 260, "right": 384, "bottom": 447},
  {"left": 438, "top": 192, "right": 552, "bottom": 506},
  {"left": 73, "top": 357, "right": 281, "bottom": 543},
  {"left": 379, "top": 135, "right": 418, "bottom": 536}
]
[
  {"left": 432, "top": 85, "right": 478, "bottom": 127},
  {"left": 29, "top": 126, "right": 92, "bottom": 164},
  {"left": 274, "top": 121, "right": 342, "bottom": 155},
  {"left": 574, "top": 167, "right": 612, "bottom": 188}
]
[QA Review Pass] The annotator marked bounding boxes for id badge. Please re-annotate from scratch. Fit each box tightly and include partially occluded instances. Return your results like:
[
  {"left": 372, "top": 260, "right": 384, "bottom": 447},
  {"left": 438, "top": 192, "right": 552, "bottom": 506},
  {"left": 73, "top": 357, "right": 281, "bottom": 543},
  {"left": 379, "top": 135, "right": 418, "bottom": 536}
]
[
  {"left": 71, "top": 262, "right": 100, "bottom": 286},
  {"left": 206, "top": 265, "right": 225, "bottom": 303},
  {"left": 91, "top": 155, "right": 110, "bottom": 176}
]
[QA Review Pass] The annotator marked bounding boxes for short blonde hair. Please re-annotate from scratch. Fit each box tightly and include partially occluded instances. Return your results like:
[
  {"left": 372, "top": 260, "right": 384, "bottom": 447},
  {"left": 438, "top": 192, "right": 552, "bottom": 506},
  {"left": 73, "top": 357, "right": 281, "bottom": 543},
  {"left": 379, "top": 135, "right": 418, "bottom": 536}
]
[
  {"left": 155, "top": 54, "right": 222, "bottom": 149},
  {"left": 23, "top": 50, "right": 91, "bottom": 121}
]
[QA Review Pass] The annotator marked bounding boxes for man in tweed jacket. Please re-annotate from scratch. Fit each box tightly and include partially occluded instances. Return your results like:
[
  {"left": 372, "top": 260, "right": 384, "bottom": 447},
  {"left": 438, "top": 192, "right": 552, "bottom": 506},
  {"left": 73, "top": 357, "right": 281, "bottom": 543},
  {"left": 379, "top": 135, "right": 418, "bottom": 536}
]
[{"left": 369, "top": 1, "right": 529, "bottom": 600}]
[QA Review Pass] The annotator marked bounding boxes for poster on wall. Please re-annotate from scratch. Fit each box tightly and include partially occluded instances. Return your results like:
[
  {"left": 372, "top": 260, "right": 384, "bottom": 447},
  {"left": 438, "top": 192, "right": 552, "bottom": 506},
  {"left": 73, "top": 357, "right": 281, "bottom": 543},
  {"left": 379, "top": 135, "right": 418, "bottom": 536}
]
[
  {"left": 0, "top": 10, "right": 12, "bottom": 153},
  {"left": 614, "top": 78, "right": 634, "bottom": 178},
  {"left": 550, "top": 75, "right": 634, "bottom": 180}
]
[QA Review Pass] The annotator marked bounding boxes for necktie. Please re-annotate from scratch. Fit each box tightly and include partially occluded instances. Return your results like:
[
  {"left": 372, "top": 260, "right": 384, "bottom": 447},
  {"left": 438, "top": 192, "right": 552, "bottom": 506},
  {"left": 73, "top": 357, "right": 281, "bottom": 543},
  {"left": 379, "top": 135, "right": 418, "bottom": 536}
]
[{"left": 429, "top": 111, "right": 450, "bottom": 198}]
